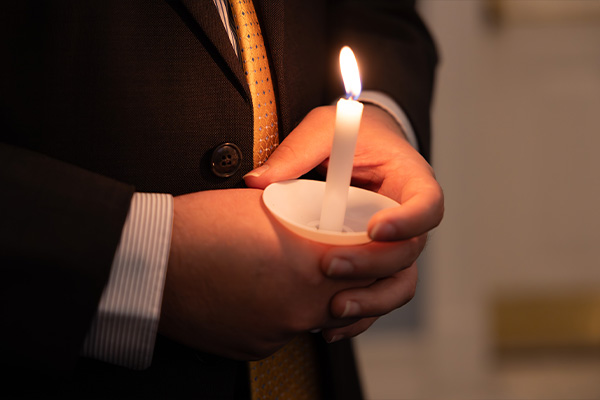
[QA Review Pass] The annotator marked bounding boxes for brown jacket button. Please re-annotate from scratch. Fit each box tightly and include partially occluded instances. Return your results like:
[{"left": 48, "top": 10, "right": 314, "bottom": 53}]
[{"left": 210, "top": 143, "right": 242, "bottom": 178}]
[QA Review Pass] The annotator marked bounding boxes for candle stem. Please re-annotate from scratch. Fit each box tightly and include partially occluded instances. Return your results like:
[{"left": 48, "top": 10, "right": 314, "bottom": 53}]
[{"left": 319, "top": 98, "right": 364, "bottom": 232}]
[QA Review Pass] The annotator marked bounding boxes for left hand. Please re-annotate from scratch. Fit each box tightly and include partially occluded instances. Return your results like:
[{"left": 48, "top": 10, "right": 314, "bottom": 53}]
[{"left": 244, "top": 104, "right": 444, "bottom": 342}]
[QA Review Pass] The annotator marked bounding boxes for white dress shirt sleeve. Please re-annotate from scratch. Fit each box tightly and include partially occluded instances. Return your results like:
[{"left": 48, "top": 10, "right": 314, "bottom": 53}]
[
  {"left": 81, "top": 192, "right": 173, "bottom": 370},
  {"left": 359, "top": 90, "right": 420, "bottom": 152}
]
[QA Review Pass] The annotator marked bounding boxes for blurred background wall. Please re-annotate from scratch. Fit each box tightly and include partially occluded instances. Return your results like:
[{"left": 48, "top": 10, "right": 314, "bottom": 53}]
[{"left": 355, "top": 1, "right": 600, "bottom": 398}]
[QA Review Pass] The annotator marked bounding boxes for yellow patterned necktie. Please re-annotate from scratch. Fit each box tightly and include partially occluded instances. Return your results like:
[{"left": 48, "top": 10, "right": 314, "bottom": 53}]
[
  {"left": 228, "top": 0, "right": 278, "bottom": 168},
  {"left": 228, "top": 1, "right": 322, "bottom": 399}
]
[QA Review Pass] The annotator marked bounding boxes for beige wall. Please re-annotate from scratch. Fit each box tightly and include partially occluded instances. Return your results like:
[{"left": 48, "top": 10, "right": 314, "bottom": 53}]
[{"left": 356, "top": 1, "right": 600, "bottom": 398}]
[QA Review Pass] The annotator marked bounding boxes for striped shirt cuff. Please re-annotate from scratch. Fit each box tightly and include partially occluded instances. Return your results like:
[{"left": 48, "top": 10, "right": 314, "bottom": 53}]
[
  {"left": 81, "top": 192, "right": 173, "bottom": 370},
  {"left": 359, "top": 90, "right": 420, "bottom": 152}
]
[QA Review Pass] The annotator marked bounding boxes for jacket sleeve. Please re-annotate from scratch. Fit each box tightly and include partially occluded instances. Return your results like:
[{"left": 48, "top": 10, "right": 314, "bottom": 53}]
[{"left": 0, "top": 143, "right": 134, "bottom": 380}]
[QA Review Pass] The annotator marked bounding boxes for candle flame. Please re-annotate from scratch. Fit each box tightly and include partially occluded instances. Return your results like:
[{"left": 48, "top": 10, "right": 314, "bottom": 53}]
[{"left": 340, "top": 46, "right": 362, "bottom": 100}]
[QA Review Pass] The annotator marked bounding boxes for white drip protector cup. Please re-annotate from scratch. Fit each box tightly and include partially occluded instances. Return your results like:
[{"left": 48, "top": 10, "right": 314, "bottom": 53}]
[{"left": 262, "top": 179, "right": 399, "bottom": 246}]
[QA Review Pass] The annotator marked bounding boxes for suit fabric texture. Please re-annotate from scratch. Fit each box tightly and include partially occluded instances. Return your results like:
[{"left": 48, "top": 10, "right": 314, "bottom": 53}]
[{"left": 0, "top": 0, "right": 437, "bottom": 398}]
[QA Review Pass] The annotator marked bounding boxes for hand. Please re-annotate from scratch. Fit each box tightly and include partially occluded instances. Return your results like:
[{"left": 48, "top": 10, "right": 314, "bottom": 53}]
[
  {"left": 244, "top": 104, "right": 444, "bottom": 341},
  {"left": 158, "top": 188, "right": 372, "bottom": 360}
]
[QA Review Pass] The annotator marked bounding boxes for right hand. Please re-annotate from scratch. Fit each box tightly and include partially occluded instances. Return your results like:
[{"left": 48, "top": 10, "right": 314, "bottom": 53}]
[{"left": 158, "top": 188, "right": 372, "bottom": 360}]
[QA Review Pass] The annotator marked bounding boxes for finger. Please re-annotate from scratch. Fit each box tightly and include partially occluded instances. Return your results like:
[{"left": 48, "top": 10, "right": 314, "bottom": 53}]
[
  {"left": 319, "top": 316, "right": 362, "bottom": 331},
  {"left": 322, "top": 317, "right": 378, "bottom": 343},
  {"left": 329, "top": 263, "right": 418, "bottom": 319},
  {"left": 243, "top": 107, "right": 334, "bottom": 189},
  {"left": 322, "top": 235, "right": 426, "bottom": 279},
  {"left": 369, "top": 177, "right": 444, "bottom": 241}
]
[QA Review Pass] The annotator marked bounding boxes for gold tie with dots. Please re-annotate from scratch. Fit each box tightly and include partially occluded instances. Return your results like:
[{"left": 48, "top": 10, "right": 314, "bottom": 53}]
[
  {"left": 228, "top": 1, "right": 322, "bottom": 399},
  {"left": 229, "top": 0, "right": 278, "bottom": 168}
]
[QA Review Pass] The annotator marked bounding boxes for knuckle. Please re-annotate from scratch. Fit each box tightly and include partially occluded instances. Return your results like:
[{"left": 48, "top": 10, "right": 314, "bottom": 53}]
[
  {"left": 294, "top": 263, "right": 326, "bottom": 288},
  {"left": 366, "top": 298, "right": 388, "bottom": 317},
  {"left": 284, "top": 303, "right": 324, "bottom": 333},
  {"left": 403, "top": 281, "right": 417, "bottom": 303},
  {"left": 274, "top": 141, "right": 299, "bottom": 162},
  {"left": 406, "top": 237, "right": 423, "bottom": 264},
  {"left": 432, "top": 185, "right": 445, "bottom": 224},
  {"left": 397, "top": 268, "right": 418, "bottom": 305},
  {"left": 397, "top": 236, "right": 425, "bottom": 268}
]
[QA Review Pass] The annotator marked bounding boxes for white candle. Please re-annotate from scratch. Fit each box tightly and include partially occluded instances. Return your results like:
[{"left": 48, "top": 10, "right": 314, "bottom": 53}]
[{"left": 319, "top": 47, "right": 364, "bottom": 232}]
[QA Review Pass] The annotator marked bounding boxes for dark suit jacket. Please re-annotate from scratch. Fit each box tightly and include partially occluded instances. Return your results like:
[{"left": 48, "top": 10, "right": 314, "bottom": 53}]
[{"left": 0, "top": 0, "right": 437, "bottom": 398}]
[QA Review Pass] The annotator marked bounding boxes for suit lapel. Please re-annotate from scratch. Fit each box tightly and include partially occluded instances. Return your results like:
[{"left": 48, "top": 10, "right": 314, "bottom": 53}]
[
  {"left": 169, "top": 0, "right": 287, "bottom": 130},
  {"left": 171, "top": 0, "right": 250, "bottom": 100}
]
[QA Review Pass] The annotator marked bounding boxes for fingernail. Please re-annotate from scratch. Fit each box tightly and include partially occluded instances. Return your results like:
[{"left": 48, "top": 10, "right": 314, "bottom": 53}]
[
  {"left": 370, "top": 222, "right": 396, "bottom": 241},
  {"left": 310, "top": 328, "right": 322, "bottom": 333},
  {"left": 327, "top": 335, "right": 343, "bottom": 343},
  {"left": 243, "top": 164, "right": 269, "bottom": 179},
  {"left": 327, "top": 258, "right": 354, "bottom": 276},
  {"left": 341, "top": 301, "right": 360, "bottom": 318}
]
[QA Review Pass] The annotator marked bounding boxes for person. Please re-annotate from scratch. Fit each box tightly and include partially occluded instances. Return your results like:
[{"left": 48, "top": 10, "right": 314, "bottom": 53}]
[{"left": 0, "top": 0, "right": 442, "bottom": 398}]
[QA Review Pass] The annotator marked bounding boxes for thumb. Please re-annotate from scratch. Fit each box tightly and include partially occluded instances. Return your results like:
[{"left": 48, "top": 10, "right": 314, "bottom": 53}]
[
  {"left": 243, "top": 142, "right": 323, "bottom": 189},
  {"left": 244, "top": 110, "right": 334, "bottom": 189}
]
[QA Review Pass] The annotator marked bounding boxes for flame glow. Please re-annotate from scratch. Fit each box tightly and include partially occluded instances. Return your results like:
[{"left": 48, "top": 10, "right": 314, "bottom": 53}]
[{"left": 340, "top": 46, "right": 362, "bottom": 100}]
